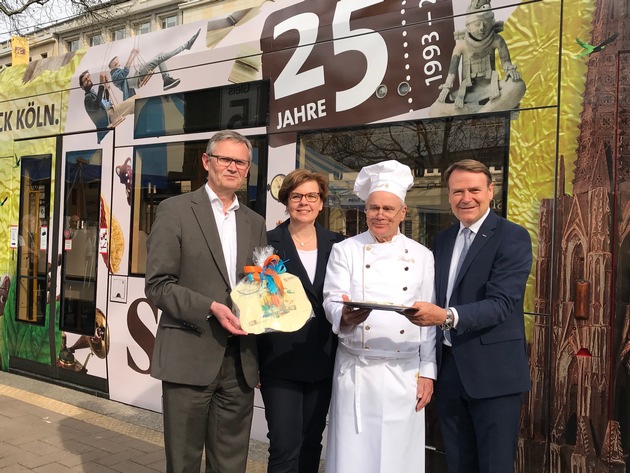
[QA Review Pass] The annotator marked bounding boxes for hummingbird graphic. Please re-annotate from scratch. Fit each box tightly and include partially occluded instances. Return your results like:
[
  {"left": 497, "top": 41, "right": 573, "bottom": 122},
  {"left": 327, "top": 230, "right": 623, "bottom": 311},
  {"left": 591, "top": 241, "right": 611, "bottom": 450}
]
[{"left": 575, "top": 33, "right": 619, "bottom": 58}]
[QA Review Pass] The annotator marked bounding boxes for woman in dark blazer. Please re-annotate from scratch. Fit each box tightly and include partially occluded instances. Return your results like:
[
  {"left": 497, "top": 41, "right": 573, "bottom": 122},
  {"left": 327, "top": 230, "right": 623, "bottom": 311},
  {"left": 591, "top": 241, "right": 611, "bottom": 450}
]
[{"left": 258, "top": 169, "right": 344, "bottom": 473}]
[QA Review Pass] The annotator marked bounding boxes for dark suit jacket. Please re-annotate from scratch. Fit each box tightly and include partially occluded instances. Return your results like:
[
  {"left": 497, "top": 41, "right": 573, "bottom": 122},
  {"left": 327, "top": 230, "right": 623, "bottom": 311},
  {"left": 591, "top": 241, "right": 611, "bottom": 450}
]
[
  {"left": 84, "top": 86, "right": 110, "bottom": 144},
  {"left": 146, "top": 185, "right": 267, "bottom": 389},
  {"left": 257, "top": 220, "right": 344, "bottom": 382},
  {"left": 435, "top": 210, "right": 532, "bottom": 399}
]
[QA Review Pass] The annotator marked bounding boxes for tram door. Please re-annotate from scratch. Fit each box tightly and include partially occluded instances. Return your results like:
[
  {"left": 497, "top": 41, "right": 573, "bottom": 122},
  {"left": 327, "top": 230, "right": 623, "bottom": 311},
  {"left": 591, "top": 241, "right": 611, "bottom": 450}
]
[
  {"left": 17, "top": 155, "right": 52, "bottom": 326},
  {"left": 6, "top": 150, "right": 59, "bottom": 375},
  {"left": 54, "top": 143, "right": 108, "bottom": 392},
  {"left": 8, "top": 137, "right": 108, "bottom": 392},
  {"left": 54, "top": 137, "right": 113, "bottom": 393},
  {"left": 59, "top": 150, "right": 102, "bottom": 339}
]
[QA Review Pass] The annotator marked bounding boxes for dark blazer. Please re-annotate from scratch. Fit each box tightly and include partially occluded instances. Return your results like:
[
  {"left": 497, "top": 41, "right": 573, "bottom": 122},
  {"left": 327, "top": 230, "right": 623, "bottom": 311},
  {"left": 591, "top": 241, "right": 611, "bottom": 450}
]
[
  {"left": 84, "top": 86, "right": 110, "bottom": 144},
  {"left": 146, "top": 185, "right": 267, "bottom": 389},
  {"left": 435, "top": 210, "right": 532, "bottom": 399},
  {"left": 257, "top": 220, "right": 344, "bottom": 382}
]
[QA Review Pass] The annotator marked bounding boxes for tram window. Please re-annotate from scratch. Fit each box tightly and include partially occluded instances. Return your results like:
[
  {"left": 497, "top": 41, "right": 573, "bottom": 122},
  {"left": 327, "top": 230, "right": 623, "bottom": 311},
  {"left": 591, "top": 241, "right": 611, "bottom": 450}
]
[
  {"left": 129, "top": 137, "right": 268, "bottom": 275},
  {"left": 133, "top": 80, "right": 269, "bottom": 138},
  {"left": 297, "top": 115, "right": 509, "bottom": 247},
  {"left": 59, "top": 150, "right": 102, "bottom": 336},
  {"left": 16, "top": 155, "right": 52, "bottom": 325}
]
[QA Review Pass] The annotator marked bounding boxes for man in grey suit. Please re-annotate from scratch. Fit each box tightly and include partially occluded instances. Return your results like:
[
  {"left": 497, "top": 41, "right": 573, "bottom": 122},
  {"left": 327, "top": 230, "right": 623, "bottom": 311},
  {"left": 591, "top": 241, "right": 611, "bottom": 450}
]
[{"left": 145, "top": 130, "right": 267, "bottom": 473}]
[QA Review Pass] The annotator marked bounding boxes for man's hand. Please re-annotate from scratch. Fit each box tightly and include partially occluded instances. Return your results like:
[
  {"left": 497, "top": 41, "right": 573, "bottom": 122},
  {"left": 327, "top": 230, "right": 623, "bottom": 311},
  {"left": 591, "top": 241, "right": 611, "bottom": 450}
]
[
  {"left": 416, "top": 376, "right": 434, "bottom": 412},
  {"left": 339, "top": 294, "right": 371, "bottom": 332},
  {"left": 210, "top": 301, "right": 248, "bottom": 336},
  {"left": 402, "top": 302, "right": 448, "bottom": 327}
]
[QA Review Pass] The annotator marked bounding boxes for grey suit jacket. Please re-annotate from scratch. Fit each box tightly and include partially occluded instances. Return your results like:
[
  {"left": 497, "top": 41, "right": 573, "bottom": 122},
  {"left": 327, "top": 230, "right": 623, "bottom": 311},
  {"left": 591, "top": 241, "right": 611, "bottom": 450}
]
[{"left": 145, "top": 185, "right": 267, "bottom": 388}]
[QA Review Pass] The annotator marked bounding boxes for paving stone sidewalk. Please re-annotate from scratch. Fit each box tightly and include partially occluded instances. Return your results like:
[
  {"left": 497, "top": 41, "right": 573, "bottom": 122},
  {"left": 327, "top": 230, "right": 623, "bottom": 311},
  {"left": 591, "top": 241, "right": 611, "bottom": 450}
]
[{"left": 0, "top": 370, "right": 270, "bottom": 472}]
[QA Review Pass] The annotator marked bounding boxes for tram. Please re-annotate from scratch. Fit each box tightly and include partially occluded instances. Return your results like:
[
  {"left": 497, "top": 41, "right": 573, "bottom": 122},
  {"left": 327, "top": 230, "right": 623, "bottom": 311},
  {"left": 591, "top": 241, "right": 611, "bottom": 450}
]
[{"left": 0, "top": 0, "right": 628, "bottom": 471}]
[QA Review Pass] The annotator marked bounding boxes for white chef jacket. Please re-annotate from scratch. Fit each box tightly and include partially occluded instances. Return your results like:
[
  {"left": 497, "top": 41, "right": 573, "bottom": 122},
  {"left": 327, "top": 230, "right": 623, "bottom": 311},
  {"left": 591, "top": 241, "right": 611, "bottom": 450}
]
[{"left": 323, "top": 231, "right": 437, "bottom": 473}]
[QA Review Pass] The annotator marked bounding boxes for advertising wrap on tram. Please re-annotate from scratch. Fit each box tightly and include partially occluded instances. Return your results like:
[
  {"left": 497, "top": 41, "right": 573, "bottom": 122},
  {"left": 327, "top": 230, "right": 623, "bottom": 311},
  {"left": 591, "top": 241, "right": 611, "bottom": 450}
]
[{"left": 0, "top": 0, "right": 629, "bottom": 470}]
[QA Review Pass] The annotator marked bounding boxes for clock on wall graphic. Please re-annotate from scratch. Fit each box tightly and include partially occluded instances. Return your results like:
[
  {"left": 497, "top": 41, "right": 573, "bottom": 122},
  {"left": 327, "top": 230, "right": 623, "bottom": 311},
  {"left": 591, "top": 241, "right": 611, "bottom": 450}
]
[{"left": 269, "top": 173, "right": 286, "bottom": 201}]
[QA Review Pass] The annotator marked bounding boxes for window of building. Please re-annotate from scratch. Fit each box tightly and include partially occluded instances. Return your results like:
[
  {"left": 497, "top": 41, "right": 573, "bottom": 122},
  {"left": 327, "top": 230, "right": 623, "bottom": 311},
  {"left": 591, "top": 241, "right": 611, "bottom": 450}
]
[
  {"left": 67, "top": 38, "right": 80, "bottom": 52},
  {"left": 160, "top": 14, "right": 178, "bottom": 29},
  {"left": 90, "top": 34, "right": 104, "bottom": 46},
  {"left": 297, "top": 114, "right": 510, "bottom": 244},
  {"left": 136, "top": 21, "right": 151, "bottom": 35},
  {"left": 112, "top": 28, "right": 126, "bottom": 41},
  {"left": 129, "top": 136, "right": 268, "bottom": 275},
  {"left": 40, "top": 53, "right": 47, "bottom": 59}
]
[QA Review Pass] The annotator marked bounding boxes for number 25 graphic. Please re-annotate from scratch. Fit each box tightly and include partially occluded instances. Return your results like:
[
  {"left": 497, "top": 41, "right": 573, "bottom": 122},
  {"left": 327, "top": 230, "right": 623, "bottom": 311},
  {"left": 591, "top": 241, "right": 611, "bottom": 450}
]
[{"left": 272, "top": 0, "right": 387, "bottom": 112}]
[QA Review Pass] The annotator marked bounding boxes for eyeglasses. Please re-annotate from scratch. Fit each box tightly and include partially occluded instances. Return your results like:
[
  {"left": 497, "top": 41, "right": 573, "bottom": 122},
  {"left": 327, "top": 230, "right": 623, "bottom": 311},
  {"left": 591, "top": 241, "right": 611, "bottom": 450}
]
[
  {"left": 289, "top": 192, "right": 321, "bottom": 203},
  {"left": 364, "top": 205, "right": 403, "bottom": 219},
  {"left": 208, "top": 154, "right": 251, "bottom": 170}
]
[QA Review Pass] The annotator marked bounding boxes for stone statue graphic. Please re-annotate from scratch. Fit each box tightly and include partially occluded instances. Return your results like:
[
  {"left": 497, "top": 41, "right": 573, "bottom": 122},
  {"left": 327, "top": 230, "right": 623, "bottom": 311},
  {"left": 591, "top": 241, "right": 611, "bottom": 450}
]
[{"left": 429, "top": 0, "right": 525, "bottom": 118}]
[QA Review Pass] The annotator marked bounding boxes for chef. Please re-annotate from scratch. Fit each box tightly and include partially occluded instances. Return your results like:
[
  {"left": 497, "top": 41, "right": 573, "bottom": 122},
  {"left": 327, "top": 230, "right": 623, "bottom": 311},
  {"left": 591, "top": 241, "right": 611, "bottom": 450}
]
[{"left": 322, "top": 160, "right": 437, "bottom": 473}]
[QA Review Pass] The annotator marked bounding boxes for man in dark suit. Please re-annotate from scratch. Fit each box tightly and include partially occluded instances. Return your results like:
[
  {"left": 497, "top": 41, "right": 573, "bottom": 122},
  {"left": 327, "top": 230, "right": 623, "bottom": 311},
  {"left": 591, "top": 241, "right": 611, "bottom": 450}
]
[
  {"left": 79, "top": 70, "right": 112, "bottom": 144},
  {"left": 145, "top": 130, "right": 267, "bottom": 473},
  {"left": 405, "top": 159, "right": 532, "bottom": 473}
]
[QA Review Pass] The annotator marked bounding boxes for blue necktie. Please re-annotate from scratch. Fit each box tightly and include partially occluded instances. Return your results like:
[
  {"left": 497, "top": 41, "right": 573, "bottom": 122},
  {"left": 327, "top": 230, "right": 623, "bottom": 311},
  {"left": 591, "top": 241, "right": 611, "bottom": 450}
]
[
  {"left": 445, "top": 228, "right": 472, "bottom": 344},
  {"left": 455, "top": 227, "right": 472, "bottom": 279}
]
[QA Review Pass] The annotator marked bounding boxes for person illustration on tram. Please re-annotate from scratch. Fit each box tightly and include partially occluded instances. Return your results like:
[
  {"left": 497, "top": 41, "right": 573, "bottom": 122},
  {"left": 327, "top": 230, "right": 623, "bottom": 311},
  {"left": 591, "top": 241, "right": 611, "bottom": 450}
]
[{"left": 108, "top": 28, "right": 200, "bottom": 100}]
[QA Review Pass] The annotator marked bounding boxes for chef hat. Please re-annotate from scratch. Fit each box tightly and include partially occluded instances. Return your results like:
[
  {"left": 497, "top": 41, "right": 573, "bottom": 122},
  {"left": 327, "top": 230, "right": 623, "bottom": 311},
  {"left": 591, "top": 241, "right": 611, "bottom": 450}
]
[{"left": 354, "top": 160, "right": 414, "bottom": 202}]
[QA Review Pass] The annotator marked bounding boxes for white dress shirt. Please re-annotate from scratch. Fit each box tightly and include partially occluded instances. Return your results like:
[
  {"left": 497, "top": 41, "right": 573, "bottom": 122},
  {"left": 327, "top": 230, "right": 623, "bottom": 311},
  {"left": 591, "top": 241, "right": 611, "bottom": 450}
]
[
  {"left": 205, "top": 183, "right": 239, "bottom": 288},
  {"left": 446, "top": 208, "right": 491, "bottom": 330}
]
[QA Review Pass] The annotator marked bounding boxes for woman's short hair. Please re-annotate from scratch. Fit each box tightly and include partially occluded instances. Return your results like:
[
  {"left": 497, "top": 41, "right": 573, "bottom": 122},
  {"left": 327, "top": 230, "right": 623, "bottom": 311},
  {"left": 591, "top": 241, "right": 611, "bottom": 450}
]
[{"left": 278, "top": 169, "right": 329, "bottom": 206}]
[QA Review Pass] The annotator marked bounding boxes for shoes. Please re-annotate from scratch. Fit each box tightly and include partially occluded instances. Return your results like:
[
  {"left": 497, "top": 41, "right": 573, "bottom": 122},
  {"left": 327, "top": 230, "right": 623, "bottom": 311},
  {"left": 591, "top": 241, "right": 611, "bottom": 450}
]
[
  {"left": 163, "top": 76, "right": 181, "bottom": 91},
  {"left": 185, "top": 29, "right": 201, "bottom": 50}
]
